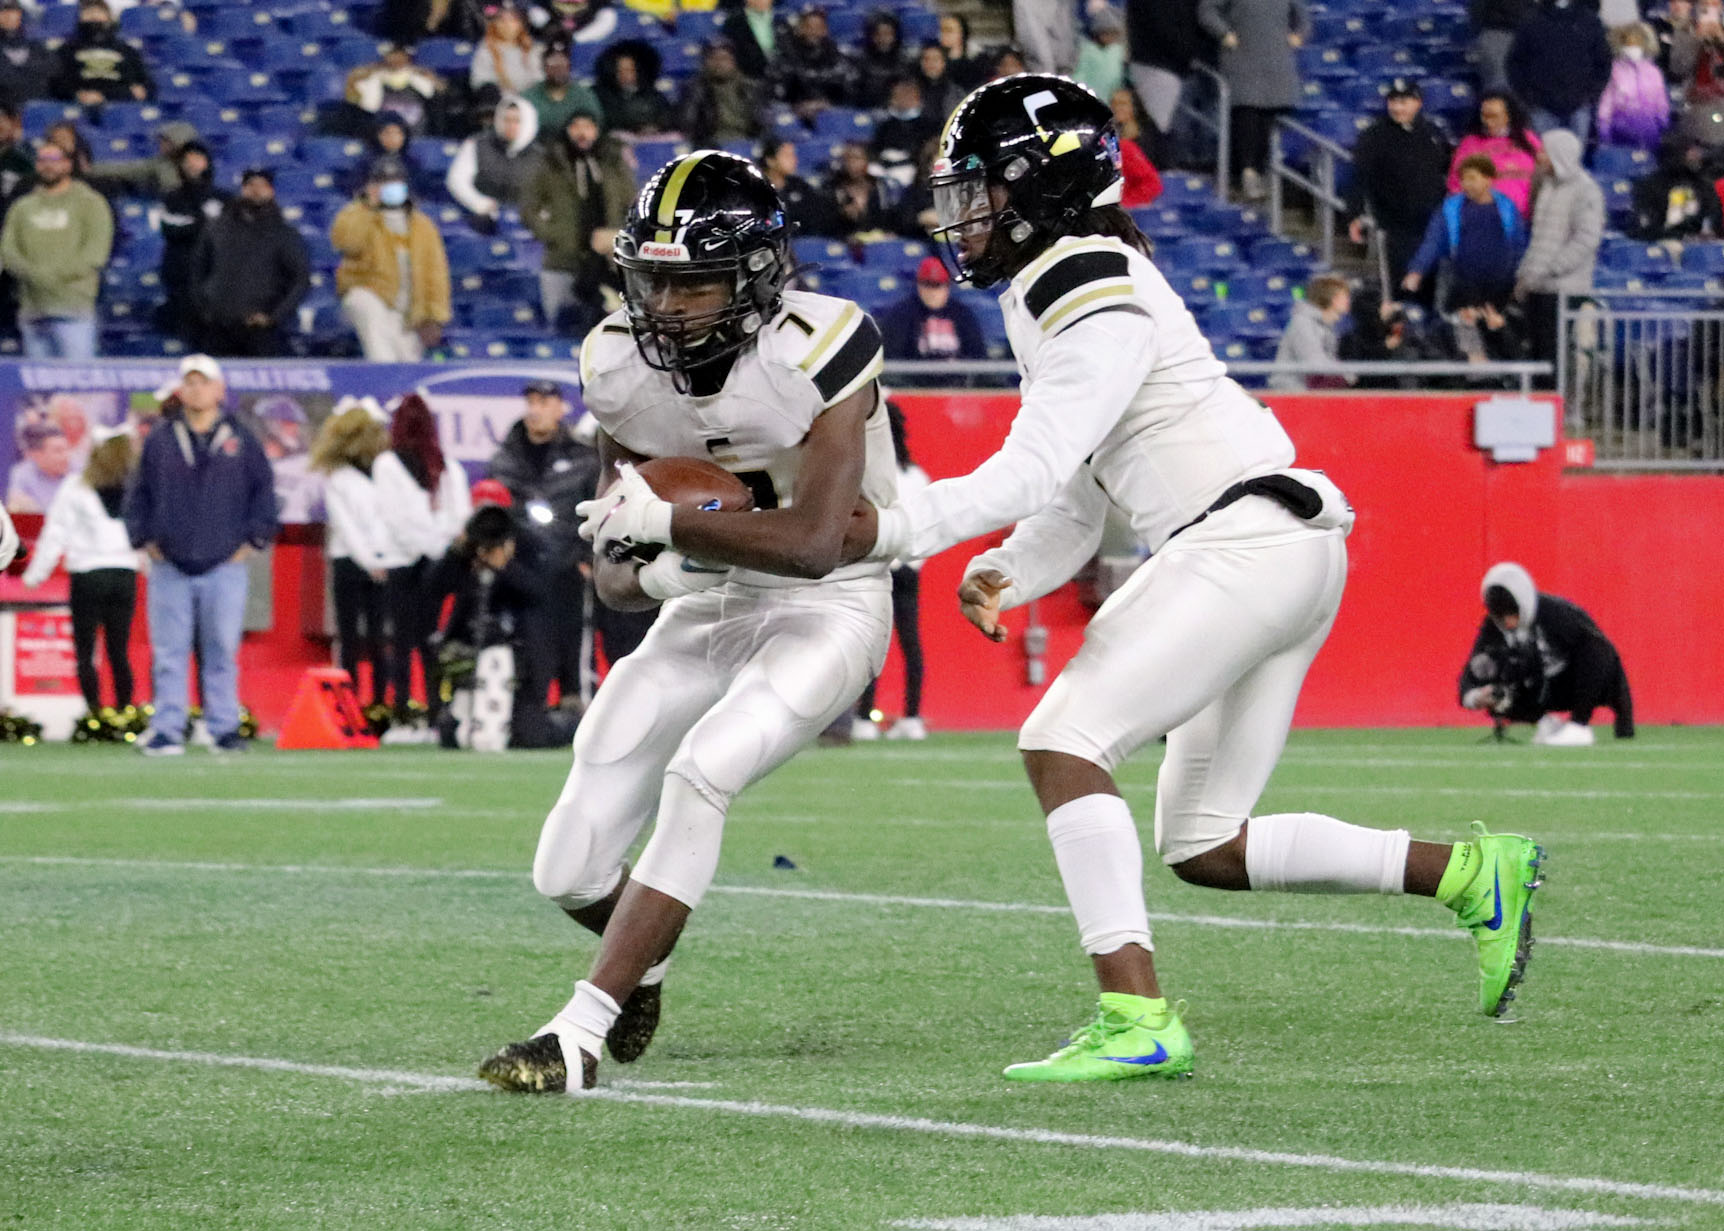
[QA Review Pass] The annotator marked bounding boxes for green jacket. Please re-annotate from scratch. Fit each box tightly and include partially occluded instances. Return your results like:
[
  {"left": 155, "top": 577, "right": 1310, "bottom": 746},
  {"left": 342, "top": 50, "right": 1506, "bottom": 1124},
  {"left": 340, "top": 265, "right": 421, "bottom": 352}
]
[
  {"left": 521, "top": 80, "right": 605, "bottom": 138},
  {"left": 522, "top": 137, "right": 633, "bottom": 274},
  {"left": 0, "top": 180, "right": 114, "bottom": 319}
]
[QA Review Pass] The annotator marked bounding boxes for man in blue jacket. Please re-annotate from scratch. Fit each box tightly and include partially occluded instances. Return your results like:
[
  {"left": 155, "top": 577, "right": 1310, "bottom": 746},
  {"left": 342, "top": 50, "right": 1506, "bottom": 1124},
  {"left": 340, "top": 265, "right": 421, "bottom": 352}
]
[
  {"left": 125, "top": 354, "right": 276, "bottom": 755},
  {"left": 1402, "top": 154, "right": 1527, "bottom": 312}
]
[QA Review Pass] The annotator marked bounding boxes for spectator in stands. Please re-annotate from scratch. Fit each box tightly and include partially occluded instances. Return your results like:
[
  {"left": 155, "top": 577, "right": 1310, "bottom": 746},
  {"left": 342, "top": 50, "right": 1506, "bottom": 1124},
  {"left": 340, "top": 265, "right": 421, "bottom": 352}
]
[
  {"left": 1599, "top": 26, "right": 1671, "bottom": 154},
  {"left": 827, "top": 141, "right": 891, "bottom": 235},
  {"left": 988, "top": 44, "right": 1029, "bottom": 78},
  {"left": 0, "top": 1, "right": 54, "bottom": 101},
  {"left": 348, "top": 43, "right": 445, "bottom": 136},
  {"left": 1015, "top": 0, "right": 1075, "bottom": 73},
  {"left": 53, "top": 1, "right": 152, "bottom": 104},
  {"left": 156, "top": 140, "right": 224, "bottom": 345},
  {"left": 1074, "top": 6, "right": 1128, "bottom": 100},
  {"left": 880, "top": 255, "right": 985, "bottom": 360},
  {"left": 758, "top": 136, "right": 839, "bottom": 236},
  {"left": 938, "top": 13, "right": 985, "bottom": 89},
  {"left": 1508, "top": 0, "right": 1612, "bottom": 144},
  {"left": 1470, "top": 0, "right": 1531, "bottom": 93},
  {"left": 0, "top": 142, "right": 111, "bottom": 360},
  {"left": 312, "top": 406, "right": 398, "bottom": 709},
  {"left": 374, "top": 392, "right": 470, "bottom": 732},
  {"left": 1199, "top": 0, "right": 1309, "bottom": 201},
  {"left": 192, "top": 169, "right": 311, "bottom": 359},
  {"left": 913, "top": 41, "right": 965, "bottom": 123},
  {"left": 1125, "top": 0, "right": 1205, "bottom": 166},
  {"left": 1405, "top": 154, "right": 1528, "bottom": 312},
  {"left": 1110, "top": 86, "right": 1166, "bottom": 207},
  {"left": 888, "top": 135, "right": 940, "bottom": 236},
  {"left": 331, "top": 156, "right": 452, "bottom": 361},
  {"left": 6, "top": 411, "right": 69, "bottom": 512},
  {"left": 1514, "top": 130, "right": 1603, "bottom": 365},
  {"left": 0, "top": 96, "right": 29, "bottom": 335},
  {"left": 533, "top": 0, "right": 618, "bottom": 46},
  {"left": 126, "top": 354, "right": 276, "bottom": 756},
  {"left": 856, "top": 11, "right": 908, "bottom": 109},
  {"left": 874, "top": 77, "right": 937, "bottom": 166},
  {"left": 1652, "top": 0, "right": 1692, "bottom": 73},
  {"left": 1672, "top": 0, "right": 1724, "bottom": 100},
  {"left": 1442, "top": 300, "right": 1532, "bottom": 363},
  {"left": 773, "top": 5, "right": 857, "bottom": 119},
  {"left": 523, "top": 109, "right": 631, "bottom": 333},
  {"left": 1450, "top": 92, "right": 1542, "bottom": 217},
  {"left": 1346, "top": 79, "right": 1452, "bottom": 302},
  {"left": 1629, "top": 132, "right": 1724, "bottom": 237},
  {"left": 1339, "top": 292, "right": 1448, "bottom": 382},
  {"left": 447, "top": 96, "right": 543, "bottom": 233},
  {"left": 681, "top": 39, "right": 764, "bottom": 148},
  {"left": 88, "top": 120, "right": 198, "bottom": 201},
  {"left": 723, "top": 0, "right": 787, "bottom": 80},
  {"left": 487, "top": 378, "right": 598, "bottom": 728},
  {"left": 21, "top": 429, "right": 139, "bottom": 716},
  {"left": 470, "top": 1, "right": 543, "bottom": 104},
  {"left": 351, "top": 111, "right": 416, "bottom": 197},
  {"left": 523, "top": 41, "right": 603, "bottom": 136},
  {"left": 594, "top": 41, "right": 672, "bottom": 135},
  {"left": 1270, "top": 273, "right": 1351, "bottom": 390},
  {"left": 44, "top": 120, "right": 93, "bottom": 178}
]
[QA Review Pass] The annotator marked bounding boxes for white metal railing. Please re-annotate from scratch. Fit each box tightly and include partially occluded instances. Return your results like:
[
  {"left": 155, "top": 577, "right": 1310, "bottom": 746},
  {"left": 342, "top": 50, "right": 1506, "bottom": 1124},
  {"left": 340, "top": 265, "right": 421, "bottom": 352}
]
[
  {"left": 1268, "top": 116, "right": 1352, "bottom": 266},
  {"left": 1176, "top": 62, "right": 1232, "bottom": 204}
]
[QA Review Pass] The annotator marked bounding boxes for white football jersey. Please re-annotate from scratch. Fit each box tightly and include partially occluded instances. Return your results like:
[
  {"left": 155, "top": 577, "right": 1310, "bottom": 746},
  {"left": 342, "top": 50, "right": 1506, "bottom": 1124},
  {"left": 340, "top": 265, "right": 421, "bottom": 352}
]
[{"left": 579, "top": 289, "right": 897, "bottom": 588}]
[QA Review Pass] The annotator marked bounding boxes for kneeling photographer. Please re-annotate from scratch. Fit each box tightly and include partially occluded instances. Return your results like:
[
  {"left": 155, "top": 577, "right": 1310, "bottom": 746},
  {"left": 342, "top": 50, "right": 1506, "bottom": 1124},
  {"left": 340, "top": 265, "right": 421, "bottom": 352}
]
[{"left": 1459, "top": 562, "right": 1634, "bottom": 745}]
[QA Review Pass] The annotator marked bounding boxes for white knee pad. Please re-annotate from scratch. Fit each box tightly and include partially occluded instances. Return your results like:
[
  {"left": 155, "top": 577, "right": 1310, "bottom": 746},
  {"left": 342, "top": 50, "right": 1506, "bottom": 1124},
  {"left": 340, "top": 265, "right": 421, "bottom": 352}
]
[
  {"left": 532, "top": 829, "right": 625, "bottom": 909},
  {"left": 631, "top": 772, "right": 728, "bottom": 910}
]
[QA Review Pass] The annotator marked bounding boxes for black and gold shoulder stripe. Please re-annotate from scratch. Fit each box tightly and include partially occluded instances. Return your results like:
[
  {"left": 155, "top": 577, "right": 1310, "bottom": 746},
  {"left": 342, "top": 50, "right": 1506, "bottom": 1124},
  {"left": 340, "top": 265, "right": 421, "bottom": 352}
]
[
  {"left": 1020, "top": 241, "right": 1136, "bottom": 336},
  {"left": 801, "top": 306, "right": 884, "bottom": 406}
]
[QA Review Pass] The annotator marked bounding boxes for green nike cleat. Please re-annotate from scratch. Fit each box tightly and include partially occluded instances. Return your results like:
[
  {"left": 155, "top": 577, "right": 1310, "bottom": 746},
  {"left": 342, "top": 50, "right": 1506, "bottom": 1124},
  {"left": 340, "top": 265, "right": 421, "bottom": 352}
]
[
  {"left": 1003, "top": 993, "right": 1194, "bottom": 1083},
  {"left": 1444, "top": 821, "right": 1546, "bottom": 1017}
]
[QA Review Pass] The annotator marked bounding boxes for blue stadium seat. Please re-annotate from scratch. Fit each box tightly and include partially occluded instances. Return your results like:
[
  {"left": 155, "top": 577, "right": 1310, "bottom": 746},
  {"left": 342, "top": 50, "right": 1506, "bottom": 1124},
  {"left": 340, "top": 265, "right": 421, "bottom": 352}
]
[
  {"left": 286, "top": 7, "right": 362, "bottom": 39},
  {"left": 24, "top": 101, "right": 82, "bottom": 132},
  {"left": 470, "top": 302, "right": 544, "bottom": 331},
  {"left": 676, "top": 9, "right": 725, "bottom": 40},
  {"left": 1160, "top": 237, "right": 1244, "bottom": 275},
  {"left": 251, "top": 39, "right": 323, "bottom": 73},
  {"left": 825, "top": 10, "right": 866, "bottom": 42},
  {"left": 1168, "top": 271, "right": 1222, "bottom": 305},
  {"left": 812, "top": 108, "right": 875, "bottom": 142},
  {"left": 632, "top": 138, "right": 686, "bottom": 174},
  {"left": 795, "top": 140, "right": 839, "bottom": 179},
  {"left": 249, "top": 104, "right": 314, "bottom": 137},
  {"left": 656, "top": 41, "right": 702, "bottom": 79},
  {"left": 1599, "top": 237, "right": 1672, "bottom": 273},
  {"left": 120, "top": 3, "right": 185, "bottom": 37},
  {"left": 857, "top": 238, "right": 926, "bottom": 271},
  {"left": 1298, "top": 46, "right": 1353, "bottom": 79},
  {"left": 1681, "top": 244, "right": 1724, "bottom": 274},
  {"left": 299, "top": 136, "right": 371, "bottom": 173},
  {"left": 898, "top": 9, "right": 941, "bottom": 43},
  {"left": 413, "top": 39, "right": 472, "bottom": 73},
  {"left": 93, "top": 132, "right": 152, "bottom": 161},
  {"left": 1248, "top": 237, "right": 1317, "bottom": 273},
  {"left": 1131, "top": 205, "right": 1186, "bottom": 239},
  {"left": 325, "top": 37, "right": 390, "bottom": 71},
  {"left": 208, "top": 69, "right": 292, "bottom": 105},
  {"left": 155, "top": 73, "right": 213, "bottom": 104},
  {"left": 793, "top": 236, "right": 850, "bottom": 267},
  {"left": 1156, "top": 174, "right": 1213, "bottom": 206},
  {"left": 34, "top": 4, "right": 77, "bottom": 38},
  {"left": 1353, "top": 45, "right": 1415, "bottom": 77},
  {"left": 1592, "top": 146, "right": 1654, "bottom": 179},
  {"left": 202, "top": 7, "right": 278, "bottom": 41},
  {"left": 1205, "top": 302, "right": 1285, "bottom": 338},
  {"left": 1226, "top": 271, "right": 1298, "bottom": 304}
]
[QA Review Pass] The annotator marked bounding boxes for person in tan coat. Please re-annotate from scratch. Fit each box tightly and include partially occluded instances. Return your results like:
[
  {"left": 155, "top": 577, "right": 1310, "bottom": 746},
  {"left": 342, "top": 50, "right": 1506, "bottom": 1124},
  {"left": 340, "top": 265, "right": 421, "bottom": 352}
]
[{"left": 329, "top": 156, "right": 452, "bottom": 360}]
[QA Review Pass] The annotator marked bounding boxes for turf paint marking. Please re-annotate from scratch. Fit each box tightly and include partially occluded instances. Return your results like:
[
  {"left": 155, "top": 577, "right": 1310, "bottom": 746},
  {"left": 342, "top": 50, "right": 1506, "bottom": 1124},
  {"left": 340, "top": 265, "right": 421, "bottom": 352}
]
[
  {"left": 0, "top": 797, "right": 446, "bottom": 813},
  {"left": 882, "top": 778, "right": 1724, "bottom": 803},
  {"left": 893, "top": 1205, "right": 1660, "bottom": 1229},
  {"left": 0, "top": 1032, "right": 1716, "bottom": 1211},
  {"left": 6, "top": 855, "right": 1724, "bottom": 961}
]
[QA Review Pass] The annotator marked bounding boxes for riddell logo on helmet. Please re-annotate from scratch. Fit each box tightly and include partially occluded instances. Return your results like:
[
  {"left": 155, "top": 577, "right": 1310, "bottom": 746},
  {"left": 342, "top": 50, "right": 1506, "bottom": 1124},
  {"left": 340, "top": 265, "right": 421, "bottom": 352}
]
[{"left": 639, "top": 242, "right": 691, "bottom": 260}]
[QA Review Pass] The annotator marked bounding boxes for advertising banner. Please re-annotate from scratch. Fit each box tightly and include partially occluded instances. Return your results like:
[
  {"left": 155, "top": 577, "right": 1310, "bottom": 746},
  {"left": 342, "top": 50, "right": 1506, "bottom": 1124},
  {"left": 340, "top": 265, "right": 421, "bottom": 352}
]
[
  {"left": 12, "top": 609, "right": 78, "bottom": 696},
  {"left": 0, "top": 360, "right": 590, "bottom": 523}
]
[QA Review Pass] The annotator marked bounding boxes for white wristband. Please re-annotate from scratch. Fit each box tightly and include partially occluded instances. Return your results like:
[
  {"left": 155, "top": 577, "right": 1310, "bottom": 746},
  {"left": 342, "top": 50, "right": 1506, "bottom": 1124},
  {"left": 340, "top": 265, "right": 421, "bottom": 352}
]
[{"left": 869, "top": 504, "right": 912, "bottom": 563}]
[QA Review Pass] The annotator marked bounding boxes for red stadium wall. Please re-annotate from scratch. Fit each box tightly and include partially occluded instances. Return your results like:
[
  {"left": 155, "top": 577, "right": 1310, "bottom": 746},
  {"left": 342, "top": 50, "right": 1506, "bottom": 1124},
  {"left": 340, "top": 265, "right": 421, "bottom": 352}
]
[{"left": 13, "top": 392, "right": 1722, "bottom": 733}]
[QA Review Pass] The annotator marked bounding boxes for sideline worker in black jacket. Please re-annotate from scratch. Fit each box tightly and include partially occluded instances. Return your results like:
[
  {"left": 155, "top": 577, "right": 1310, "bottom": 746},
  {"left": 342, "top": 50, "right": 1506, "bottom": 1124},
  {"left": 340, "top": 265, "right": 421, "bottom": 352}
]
[
  {"left": 1458, "top": 561, "right": 1634, "bottom": 745},
  {"left": 1346, "top": 79, "right": 1452, "bottom": 301},
  {"left": 191, "top": 168, "right": 312, "bottom": 358}
]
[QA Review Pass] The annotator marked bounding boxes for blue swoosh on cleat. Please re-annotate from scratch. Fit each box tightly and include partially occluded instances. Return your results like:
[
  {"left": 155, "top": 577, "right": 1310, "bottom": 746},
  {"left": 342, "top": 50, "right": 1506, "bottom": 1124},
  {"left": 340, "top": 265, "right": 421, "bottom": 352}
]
[
  {"left": 1100, "top": 1041, "right": 1169, "bottom": 1065},
  {"left": 1485, "top": 866, "right": 1504, "bottom": 931}
]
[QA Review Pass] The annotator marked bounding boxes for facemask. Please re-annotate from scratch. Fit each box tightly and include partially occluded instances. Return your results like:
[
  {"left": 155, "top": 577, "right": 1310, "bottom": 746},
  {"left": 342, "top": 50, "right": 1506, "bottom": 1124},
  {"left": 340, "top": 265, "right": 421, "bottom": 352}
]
[
  {"left": 77, "top": 20, "right": 109, "bottom": 39},
  {"left": 1624, "top": 44, "right": 1646, "bottom": 60},
  {"left": 889, "top": 107, "right": 920, "bottom": 120},
  {"left": 382, "top": 70, "right": 413, "bottom": 89},
  {"left": 378, "top": 181, "right": 409, "bottom": 207}
]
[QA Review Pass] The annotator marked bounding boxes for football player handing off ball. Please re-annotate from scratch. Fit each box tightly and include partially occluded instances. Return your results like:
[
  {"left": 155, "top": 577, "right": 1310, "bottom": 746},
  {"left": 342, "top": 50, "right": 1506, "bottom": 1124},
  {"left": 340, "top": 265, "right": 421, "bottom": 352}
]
[{"left": 479, "top": 152, "right": 897, "bottom": 1093}]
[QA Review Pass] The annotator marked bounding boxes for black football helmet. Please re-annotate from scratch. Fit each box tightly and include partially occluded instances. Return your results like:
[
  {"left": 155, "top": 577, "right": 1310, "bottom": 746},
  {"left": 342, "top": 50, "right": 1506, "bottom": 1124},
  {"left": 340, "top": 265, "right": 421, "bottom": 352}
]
[
  {"left": 613, "top": 150, "right": 791, "bottom": 389},
  {"left": 931, "top": 74, "right": 1123, "bottom": 287}
]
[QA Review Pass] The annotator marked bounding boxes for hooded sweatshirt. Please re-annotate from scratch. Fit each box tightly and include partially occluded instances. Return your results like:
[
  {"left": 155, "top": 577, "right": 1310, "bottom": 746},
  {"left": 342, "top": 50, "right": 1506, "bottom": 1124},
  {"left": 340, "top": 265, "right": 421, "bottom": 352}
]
[
  {"left": 88, "top": 120, "right": 199, "bottom": 199},
  {"left": 446, "top": 95, "right": 542, "bottom": 217},
  {"left": 1515, "top": 129, "right": 1604, "bottom": 294},
  {"left": 1269, "top": 299, "right": 1342, "bottom": 390}
]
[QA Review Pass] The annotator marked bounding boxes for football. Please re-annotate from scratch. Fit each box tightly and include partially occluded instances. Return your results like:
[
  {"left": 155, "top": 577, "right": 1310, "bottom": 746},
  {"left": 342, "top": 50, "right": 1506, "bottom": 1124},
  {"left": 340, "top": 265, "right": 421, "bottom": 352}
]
[{"left": 636, "top": 457, "right": 757, "bottom": 514}]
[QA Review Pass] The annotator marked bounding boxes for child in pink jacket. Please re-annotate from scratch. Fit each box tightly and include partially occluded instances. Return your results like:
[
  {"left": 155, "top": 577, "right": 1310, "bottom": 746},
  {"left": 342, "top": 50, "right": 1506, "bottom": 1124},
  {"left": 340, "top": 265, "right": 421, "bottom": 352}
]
[{"left": 1597, "top": 23, "right": 1671, "bottom": 150}]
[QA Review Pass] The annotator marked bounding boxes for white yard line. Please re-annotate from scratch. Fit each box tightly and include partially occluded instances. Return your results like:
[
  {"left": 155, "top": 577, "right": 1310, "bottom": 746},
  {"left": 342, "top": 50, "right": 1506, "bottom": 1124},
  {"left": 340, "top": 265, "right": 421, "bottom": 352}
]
[
  {"left": 0, "top": 1031, "right": 1716, "bottom": 1209},
  {"left": 894, "top": 1205, "right": 1659, "bottom": 1230},
  {"left": 0, "top": 798, "right": 446, "bottom": 812},
  {"left": 3, "top": 855, "right": 1722, "bottom": 960},
  {"left": 879, "top": 778, "right": 1724, "bottom": 802}
]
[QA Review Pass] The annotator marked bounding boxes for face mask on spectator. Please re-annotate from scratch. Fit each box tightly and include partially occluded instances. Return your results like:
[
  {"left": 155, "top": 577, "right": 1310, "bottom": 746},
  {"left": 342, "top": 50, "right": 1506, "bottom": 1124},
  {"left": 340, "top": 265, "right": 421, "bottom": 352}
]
[
  {"left": 1623, "top": 44, "right": 1646, "bottom": 60},
  {"left": 77, "top": 18, "right": 110, "bottom": 39},
  {"left": 379, "top": 180, "right": 410, "bottom": 207}
]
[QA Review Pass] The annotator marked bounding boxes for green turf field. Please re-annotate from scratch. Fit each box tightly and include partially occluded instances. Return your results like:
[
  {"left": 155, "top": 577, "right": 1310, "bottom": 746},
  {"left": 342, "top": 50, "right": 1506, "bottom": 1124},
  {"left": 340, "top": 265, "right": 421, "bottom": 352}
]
[{"left": 3, "top": 728, "right": 1723, "bottom": 1230}]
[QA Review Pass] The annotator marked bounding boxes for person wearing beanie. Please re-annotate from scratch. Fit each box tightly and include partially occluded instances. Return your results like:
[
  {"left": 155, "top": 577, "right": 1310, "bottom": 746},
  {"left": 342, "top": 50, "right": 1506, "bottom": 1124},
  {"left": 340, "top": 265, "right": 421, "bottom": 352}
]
[
  {"left": 157, "top": 140, "right": 228, "bottom": 345},
  {"left": 521, "top": 108, "right": 632, "bottom": 333},
  {"left": 521, "top": 40, "right": 604, "bottom": 136},
  {"left": 50, "top": 0, "right": 152, "bottom": 103},
  {"left": 192, "top": 169, "right": 311, "bottom": 358},
  {"left": 1074, "top": 6, "right": 1128, "bottom": 99},
  {"left": 1346, "top": 79, "right": 1453, "bottom": 300}
]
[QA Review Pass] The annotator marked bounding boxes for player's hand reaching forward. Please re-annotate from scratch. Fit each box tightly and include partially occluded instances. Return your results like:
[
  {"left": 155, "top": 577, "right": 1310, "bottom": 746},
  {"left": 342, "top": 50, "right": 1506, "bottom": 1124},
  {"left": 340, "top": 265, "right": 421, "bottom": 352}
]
[{"left": 958, "top": 569, "right": 1011, "bottom": 642}]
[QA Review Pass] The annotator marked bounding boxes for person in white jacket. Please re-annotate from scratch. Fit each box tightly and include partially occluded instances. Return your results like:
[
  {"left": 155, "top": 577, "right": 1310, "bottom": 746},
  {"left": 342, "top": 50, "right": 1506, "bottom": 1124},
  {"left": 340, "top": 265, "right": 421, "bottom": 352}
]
[
  {"left": 445, "top": 95, "right": 542, "bottom": 229},
  {"left": 310, "top": 406, "right": 410, "bottom": 707},
  {"left": 21, "top": 432, "right": 144, "bottom": 714},
  {"left": 371, "top": 393, "right": 471, "bottom": 726}
]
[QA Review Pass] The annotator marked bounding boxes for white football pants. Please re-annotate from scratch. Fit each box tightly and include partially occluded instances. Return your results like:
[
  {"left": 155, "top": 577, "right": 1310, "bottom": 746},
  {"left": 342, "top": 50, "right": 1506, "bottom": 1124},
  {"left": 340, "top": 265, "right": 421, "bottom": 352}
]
[
  {"left": 1019, "top": 500, "right": 1349, "bottom": 865},
  {"left": 533, "top": 578, "right": 891, "bottom": 910}
]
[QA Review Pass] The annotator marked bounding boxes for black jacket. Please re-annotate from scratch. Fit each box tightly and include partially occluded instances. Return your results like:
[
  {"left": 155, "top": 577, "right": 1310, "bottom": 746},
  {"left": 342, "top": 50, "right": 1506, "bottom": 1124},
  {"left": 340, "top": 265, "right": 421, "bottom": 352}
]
[
  {"left": 1127, "top": 0, "right": 1208, "bottom": 72},
  {"left": 190, "top": 200, "right": 312, "bottom": 328},
  {"left": 772, "top": 33, "right": 856, "bottom": 108},
  {"left": 1459, "top": 593, "right": 1633, "bottom": 735},
  {"left": 1506, "top": 2, "right": 1612, "bottom": 115},
  {"left": 486, "top": 419, "right": 601, "bottom": 569},
  {"left": 720, "top": 9, "right": 789, "bottom": 79},
  {"left": 1469, "top": 0, "right": 1531, "bottom": 32},
  {"left": 1630, "top": 156, "right": 1724, "bottom": 240},
  {"left": 1346, "top": 113, "right": 1452, "bottom": 233},
  {"left": 0, "top": 31, "right": 55, "bottom": 101},
  {"left": 52, "top": 26, "right": 153, "bottom": 101},
  {"left": 425, "top": 546, "right": 545, "bottom": 650},
  {"left": 159, "top": 174, "right": 228, "bottom": 295}
]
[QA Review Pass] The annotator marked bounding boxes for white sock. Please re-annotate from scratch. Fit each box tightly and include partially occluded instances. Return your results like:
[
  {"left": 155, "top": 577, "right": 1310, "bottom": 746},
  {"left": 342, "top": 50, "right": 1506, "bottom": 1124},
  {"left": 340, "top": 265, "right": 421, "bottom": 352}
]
[
  {"left": 1046, "top": 793, "right": 1153, "bottom": 955},
  {"left": 638, "top": 958, "right": 669, "bottom": 988},
  {"left": 542, "top": 980, "right": 620, "bottom": 1068},
  {"left": 1244, "top": 812, "right": 1410, "bottom": 894}
]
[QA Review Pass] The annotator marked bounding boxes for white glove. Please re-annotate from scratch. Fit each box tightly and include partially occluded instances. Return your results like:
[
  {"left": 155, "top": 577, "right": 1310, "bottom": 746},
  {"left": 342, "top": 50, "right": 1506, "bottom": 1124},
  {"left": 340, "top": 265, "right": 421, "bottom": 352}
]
[
  {"left": 638, "top": 549, "right": 730, "bottom": 601},
  {"left": 868, "top": 503, "right": 912, "bottom": 563},
  {"left": 576, "top": 463, "right": 674, "bottom": 559}
]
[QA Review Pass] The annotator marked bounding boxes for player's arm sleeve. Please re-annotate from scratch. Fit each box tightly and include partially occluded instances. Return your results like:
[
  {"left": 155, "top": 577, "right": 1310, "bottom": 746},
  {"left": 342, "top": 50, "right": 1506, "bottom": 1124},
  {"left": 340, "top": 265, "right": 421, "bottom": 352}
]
[
  {"left": 803, "top": 304, "right": 885, "bottom": 408},
  {"left": 965, "top": 467, "right": 1110, "bottom": 610},
  {"left": 878, "top": 306, "right": 1157, "bottom": 563}
]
